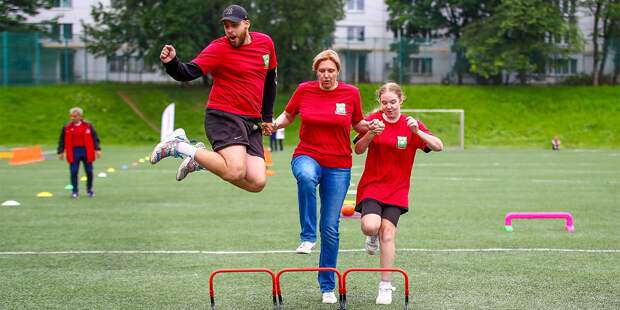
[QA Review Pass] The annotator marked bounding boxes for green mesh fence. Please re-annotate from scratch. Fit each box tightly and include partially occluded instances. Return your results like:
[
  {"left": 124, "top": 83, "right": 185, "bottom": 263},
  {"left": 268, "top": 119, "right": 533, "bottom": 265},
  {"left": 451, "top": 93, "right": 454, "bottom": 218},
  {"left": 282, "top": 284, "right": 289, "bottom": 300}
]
[{"left": 0, "top": 32, "right": 75, "bottom": 85}]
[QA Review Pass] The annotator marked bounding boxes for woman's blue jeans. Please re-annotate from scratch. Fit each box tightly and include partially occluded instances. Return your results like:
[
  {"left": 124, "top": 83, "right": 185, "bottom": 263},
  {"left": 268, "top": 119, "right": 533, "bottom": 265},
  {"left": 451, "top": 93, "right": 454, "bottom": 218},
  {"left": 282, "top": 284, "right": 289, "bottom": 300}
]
[{"left": 291, "top": 155, "right": 351, "bottom": 293}]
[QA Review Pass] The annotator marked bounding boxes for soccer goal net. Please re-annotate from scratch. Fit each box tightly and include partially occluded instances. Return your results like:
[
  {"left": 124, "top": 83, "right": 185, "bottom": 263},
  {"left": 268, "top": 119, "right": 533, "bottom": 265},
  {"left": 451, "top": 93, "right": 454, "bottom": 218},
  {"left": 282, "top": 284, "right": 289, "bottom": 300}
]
[{"left": 400, "top": 109, "right": 464, "bottom": 150}]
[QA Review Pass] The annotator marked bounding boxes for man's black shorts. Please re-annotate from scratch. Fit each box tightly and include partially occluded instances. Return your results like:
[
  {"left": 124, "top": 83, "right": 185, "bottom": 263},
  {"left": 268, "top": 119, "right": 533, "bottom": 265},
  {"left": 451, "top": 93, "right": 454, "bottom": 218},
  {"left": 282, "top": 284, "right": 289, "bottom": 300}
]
[
  {"left": 204, "top": 109, "right": 264, "bottom": 158},
  {"left": 355, "top": 198, "right": 408, "bottom": 227}
]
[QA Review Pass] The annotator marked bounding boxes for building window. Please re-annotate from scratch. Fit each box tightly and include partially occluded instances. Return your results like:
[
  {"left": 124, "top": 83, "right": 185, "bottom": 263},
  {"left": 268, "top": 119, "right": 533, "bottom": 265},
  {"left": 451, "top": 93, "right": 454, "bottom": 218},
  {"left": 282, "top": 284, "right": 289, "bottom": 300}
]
[
  {"left": 559, "top": 0, "right": 575, "bottom": 14},
  {"left": 346, "top": 26, "right": 365, "bottom": 42},
  {"left": 546, "top": 32, "right": 570, "bottom": 46},
  {"left": 346, "top": 0, "right": 364, "bottom": 11},
  {"left": 549, "top": 58, "right": 577, "bottom": 75},
  {"left": 108, "top": 56, "right": 151, "bottom": 73},
  {"left": 52, "top": 0, "right": 72, "bottom": 8},
  {"left": 51, "top": 23, "right": 73, "bottom": 40},
  {"left": 412, "top": 57, "right": 433, "bottom": 76}
]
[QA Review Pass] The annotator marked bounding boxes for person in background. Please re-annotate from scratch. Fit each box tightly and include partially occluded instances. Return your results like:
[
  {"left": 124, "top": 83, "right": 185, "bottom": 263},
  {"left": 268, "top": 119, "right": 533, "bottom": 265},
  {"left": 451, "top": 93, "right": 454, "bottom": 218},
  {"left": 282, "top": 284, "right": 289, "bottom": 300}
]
[
  {"left": 275, "top": 127, "right": 285, "bottom": 151},
  {"left": 57, "top": 107, "right": 101, "bottom": 199},
  {"left": 269, "top": 131, "right": 278, "bottom": 152},
  {"left": 552, "top": 135, "right": 561, "bottom": 150}
]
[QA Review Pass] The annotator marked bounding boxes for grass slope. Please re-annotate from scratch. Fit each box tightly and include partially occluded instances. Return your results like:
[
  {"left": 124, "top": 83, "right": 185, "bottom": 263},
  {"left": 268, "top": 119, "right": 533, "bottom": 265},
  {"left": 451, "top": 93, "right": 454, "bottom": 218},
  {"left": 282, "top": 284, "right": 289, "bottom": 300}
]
[{"left": 1, "top": 84, "right": 619, "bottom": 148}]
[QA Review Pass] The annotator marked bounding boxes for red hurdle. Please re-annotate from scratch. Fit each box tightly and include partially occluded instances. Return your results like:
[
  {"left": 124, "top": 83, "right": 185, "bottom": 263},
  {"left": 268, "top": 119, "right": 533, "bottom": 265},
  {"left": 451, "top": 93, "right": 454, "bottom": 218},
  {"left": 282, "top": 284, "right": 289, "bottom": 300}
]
[
  {"left": 276, "top": 267, "right": 343, "bottom": 308},
  {"left": 209, "top": 267, "right": 411, "bottom": 309},
  {"left": 504, "top": 212, "right": 575, "bottom": 232},
  {"left": 209, "top": 268, "right": 278, "bottom": 309},
  {"left": 341, "top": 267, "right": 410, "bottom": 310}
]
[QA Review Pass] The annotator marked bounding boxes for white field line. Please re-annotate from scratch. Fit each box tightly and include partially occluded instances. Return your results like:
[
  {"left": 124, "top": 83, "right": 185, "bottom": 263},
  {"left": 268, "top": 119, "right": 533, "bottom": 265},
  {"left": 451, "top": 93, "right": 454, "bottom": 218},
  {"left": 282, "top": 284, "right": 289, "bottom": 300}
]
[{"left": 1, "top": 248, "right": 619, "bottom": 256}]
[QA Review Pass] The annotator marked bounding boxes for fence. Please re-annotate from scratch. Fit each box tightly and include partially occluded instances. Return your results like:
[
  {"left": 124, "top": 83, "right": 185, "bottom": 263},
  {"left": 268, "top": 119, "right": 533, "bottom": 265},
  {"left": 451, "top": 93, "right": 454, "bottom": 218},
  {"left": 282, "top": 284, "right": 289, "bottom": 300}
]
[
  {"left": 0, "top": 32, "right": 167, "bottom": 85},
  {"left": 2, "top": 32, "right": 617, "bottom": 86}
]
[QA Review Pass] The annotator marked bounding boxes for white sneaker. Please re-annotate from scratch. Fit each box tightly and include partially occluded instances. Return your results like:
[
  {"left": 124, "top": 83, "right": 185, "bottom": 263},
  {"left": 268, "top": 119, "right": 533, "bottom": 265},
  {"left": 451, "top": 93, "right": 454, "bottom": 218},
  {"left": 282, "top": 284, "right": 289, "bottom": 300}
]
[
  {"left": 150, "top": 128, "right": 189, "bottom": 164},
  {"left": 322, "top": 292, "right": 337, "bottom": 304},
  {"left": 176, "top": 142, "right": 205, "bottom": 181},
  {"left": 295, "top": 241, "right": 316, "bottom": 254},
  {"left": 365, "top": 235, "right": 379, "bottom": 255},
  {"left": 376, "top": 283, "right": 395, "bottom": 305}
]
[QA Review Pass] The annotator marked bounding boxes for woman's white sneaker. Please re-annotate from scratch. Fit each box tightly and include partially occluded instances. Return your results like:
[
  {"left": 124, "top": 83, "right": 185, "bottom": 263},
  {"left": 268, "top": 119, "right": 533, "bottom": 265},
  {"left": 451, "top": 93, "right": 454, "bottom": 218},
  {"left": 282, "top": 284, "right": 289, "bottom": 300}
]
[
  {"left": 295, "top": 241, "right": 316, "bottom": 254},
  {"left": 322, "top": 292, "right": 337, "bottom": 304}
]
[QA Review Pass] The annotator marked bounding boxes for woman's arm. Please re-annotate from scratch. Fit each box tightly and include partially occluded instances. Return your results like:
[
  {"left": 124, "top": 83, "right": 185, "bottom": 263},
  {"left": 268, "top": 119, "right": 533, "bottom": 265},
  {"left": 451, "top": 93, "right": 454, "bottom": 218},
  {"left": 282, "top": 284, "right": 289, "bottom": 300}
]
[
  {"left": 352, "top": 119, "right": 370, "bottom": 134},
  {"left": 273, "top": 111, "right": 295, "bottom": 130}
]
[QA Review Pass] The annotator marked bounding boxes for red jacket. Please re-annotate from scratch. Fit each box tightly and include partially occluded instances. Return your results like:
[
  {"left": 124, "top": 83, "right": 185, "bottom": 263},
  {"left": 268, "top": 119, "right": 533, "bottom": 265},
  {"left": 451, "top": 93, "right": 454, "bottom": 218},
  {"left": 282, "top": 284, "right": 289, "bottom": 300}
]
[{"left": 58, "top": 121, "right": 100, "bottom": 163}]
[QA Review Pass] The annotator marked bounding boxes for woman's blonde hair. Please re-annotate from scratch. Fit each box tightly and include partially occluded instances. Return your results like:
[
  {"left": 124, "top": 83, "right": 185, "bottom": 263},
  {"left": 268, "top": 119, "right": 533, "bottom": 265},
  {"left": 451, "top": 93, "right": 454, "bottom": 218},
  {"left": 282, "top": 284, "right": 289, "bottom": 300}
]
[
  {"left": 312, "top": 49, "right": 341, "bottom": 72},
  {"left": 376, "top": 82, "right": 406, "bottom": 103}
]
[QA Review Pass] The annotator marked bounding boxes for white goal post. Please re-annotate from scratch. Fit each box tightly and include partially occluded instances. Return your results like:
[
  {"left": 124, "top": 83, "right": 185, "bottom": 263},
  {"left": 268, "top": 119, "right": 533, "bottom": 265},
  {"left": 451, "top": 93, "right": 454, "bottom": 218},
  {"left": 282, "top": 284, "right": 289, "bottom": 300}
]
[{"left": 401, "top": 109, "right": 465, "bottom": 150}]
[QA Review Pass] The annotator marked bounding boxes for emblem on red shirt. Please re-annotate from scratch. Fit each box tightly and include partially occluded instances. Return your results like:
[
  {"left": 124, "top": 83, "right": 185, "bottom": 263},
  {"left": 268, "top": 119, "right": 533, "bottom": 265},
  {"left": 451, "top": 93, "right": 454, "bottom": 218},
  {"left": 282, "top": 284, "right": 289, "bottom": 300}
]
[
  {"left": 397, "top": 136, "right": 408, "bottom": 149},
  {"left": 335, "top": 103, "right": 346, "bottom": 115},
  {"left": 262, "top": 54, "right": 270, "bottom": 69}
]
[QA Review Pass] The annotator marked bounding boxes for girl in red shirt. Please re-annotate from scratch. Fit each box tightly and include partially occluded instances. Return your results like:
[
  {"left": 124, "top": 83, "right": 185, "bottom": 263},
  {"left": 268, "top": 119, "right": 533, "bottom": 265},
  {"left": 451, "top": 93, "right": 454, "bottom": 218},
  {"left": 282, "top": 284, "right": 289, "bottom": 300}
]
[{"left": 354, "top": 83, "right": 443, "bottom": 305}]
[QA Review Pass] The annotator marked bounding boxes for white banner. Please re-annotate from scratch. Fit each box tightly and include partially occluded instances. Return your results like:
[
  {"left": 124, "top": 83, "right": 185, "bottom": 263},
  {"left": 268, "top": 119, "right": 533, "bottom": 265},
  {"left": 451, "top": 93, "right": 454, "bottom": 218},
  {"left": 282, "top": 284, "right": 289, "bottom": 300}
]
[{"left": 160, "top": 103, "right": 175, "bottom": 141}]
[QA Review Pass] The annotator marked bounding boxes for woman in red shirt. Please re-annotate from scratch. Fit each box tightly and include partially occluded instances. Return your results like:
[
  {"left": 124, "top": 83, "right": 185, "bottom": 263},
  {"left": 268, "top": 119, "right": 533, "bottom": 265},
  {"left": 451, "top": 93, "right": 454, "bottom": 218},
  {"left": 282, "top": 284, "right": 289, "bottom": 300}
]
[
  {"left": 354, "top": 83, "right": 443, "bottom": 305},
  {"left": 272, "top": 50, "right": 377, "bottom": 304}
]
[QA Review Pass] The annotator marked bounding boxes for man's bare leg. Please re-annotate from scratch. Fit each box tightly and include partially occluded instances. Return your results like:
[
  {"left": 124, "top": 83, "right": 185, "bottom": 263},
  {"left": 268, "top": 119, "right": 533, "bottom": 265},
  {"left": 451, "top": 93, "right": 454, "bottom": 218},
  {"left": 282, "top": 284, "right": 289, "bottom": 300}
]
[{"left": 193, "top": 145, "right": 266, "bottom": 192}]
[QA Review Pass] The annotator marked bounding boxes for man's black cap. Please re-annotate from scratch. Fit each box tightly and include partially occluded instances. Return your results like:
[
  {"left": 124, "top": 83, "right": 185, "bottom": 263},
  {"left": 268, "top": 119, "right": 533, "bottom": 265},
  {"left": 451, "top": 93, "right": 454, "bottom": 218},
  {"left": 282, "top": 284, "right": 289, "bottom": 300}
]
[{"left": 220, "top": 4, "right": 248, "bottom": 23}]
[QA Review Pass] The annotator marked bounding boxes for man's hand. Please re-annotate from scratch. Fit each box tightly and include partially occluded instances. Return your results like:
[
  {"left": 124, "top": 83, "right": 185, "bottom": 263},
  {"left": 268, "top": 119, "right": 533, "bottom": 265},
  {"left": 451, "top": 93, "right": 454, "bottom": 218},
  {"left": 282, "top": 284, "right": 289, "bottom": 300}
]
[
  {"left": 58, "top": 153, "right": 64, "bottom": 160},
  {"left": 160, "top": 45, "right": 176, "bottom": 63},
  {"left": 261, "top": 122, "right": 275, "bottom": 136},
  {"left": 96, "top": 150, "right": 102, "bottom": 159},
  {"left": 406, "top": 116, "right": 419, "bottom": 134}
]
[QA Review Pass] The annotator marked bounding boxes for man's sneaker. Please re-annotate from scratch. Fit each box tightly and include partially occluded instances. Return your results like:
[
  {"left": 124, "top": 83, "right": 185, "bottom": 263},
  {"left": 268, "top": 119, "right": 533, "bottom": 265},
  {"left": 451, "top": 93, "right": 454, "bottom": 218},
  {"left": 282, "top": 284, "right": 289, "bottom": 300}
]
[
  {"left": 71, "top": 192, "right": 78, "bottom": 199},
  {"left": 87, "top": 191, "right": 95, "bottom": 198},
  {"left": 176, "top": 142, "right": 205, "bottom": 181},
  {"left": 295, "top": 241, "right": 316, "bottom": 254},
  {"left": 322, "top": 292, "right": 337, "bottom": 304},
  {"left": 365, "top": 235, "right": 379, "bottom": 255},
  {"left": 150, "top": 128, "right": 189, "bottom": 164},
  {"left": 376, "top": 283, "right": 396, "bottom": 305}
]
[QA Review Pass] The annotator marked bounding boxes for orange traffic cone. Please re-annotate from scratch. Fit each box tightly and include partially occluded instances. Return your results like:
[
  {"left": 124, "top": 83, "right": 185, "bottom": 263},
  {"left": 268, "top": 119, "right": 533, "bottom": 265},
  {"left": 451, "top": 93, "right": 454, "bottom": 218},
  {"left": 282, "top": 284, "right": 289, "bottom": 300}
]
[{"left": 9, "top": 145, "right": 45, "bottom": 166}]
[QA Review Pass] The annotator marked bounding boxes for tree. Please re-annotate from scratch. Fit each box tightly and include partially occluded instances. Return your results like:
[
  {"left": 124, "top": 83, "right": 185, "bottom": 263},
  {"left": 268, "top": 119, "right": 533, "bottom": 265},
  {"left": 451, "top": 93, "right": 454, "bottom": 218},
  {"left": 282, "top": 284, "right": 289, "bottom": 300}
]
[
  {"left": 385, "top": 0, "right": 499, "bottom": 84},
  {"left": 82, "top": 0, "right": 343, "bottom": 88},
  {"left": 461, "top": 0, "right": 582, "bottom": 84},
  {"left": 612, "top": 4, "right": 620, "bottom": 83},
  {"left": 247, "top": 0, "right": 344, "bottom": 88},
  {"left": 0, "top": 0, "right": 54, "bottom": 32},
  {"left": 582, "top": 0, "right": 620, "bottom": 85}
]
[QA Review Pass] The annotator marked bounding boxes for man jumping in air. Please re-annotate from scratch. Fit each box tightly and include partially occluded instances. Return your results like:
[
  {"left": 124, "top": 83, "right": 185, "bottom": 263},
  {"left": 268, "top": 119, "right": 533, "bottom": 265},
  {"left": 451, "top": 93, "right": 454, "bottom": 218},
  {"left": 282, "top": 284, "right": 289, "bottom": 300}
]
[{"left": 151, "top": 4, "right": 277, "bottom": 193}]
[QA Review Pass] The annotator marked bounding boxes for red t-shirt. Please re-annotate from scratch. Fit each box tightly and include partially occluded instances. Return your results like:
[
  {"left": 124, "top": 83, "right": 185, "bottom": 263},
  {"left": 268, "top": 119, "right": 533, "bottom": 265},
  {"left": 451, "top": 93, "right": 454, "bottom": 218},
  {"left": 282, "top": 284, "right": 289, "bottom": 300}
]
[
  {"left": 285, "top": 81, "right": 364, "bottom": 168},
  {"left": 355, "top": 112, "right": 433, "bottom": 209},
  {"left": 192, "top": 32, "right": 277, "bottom": 119}
]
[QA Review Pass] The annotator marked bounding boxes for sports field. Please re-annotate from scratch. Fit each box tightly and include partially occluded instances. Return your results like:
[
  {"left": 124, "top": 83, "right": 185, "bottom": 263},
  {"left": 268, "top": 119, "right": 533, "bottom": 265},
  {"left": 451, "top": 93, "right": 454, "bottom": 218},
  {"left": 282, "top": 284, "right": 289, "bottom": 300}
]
[{"left": 1, "top": 146, "right": 619, "bottom": 309}]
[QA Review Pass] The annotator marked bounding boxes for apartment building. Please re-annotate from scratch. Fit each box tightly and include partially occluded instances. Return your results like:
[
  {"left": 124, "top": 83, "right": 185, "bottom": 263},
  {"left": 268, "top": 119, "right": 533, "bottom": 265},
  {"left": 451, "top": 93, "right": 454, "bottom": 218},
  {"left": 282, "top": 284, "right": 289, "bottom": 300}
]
[
  {"left": 14, "top": 0, "right": 617, "bottom": 85},
  {"left": 23, "top": 0, "right": 167, "bottom": 83},
  {"left": 332, "top": 0, "right": 616, "bottom": 84}
]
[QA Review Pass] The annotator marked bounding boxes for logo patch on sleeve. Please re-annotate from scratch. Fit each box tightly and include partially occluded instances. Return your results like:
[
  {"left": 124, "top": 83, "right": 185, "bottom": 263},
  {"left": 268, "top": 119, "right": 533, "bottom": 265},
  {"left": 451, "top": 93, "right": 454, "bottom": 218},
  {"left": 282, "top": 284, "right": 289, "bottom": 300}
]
[
  {"left": 397, "top": 136, "right": 408, "bottom": 149},
  {"left": 335, "top": 103, "right": 346, "bottom": 115},
  {"left": 262, "top": 54, "right": 270, "bottom": 69}
]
